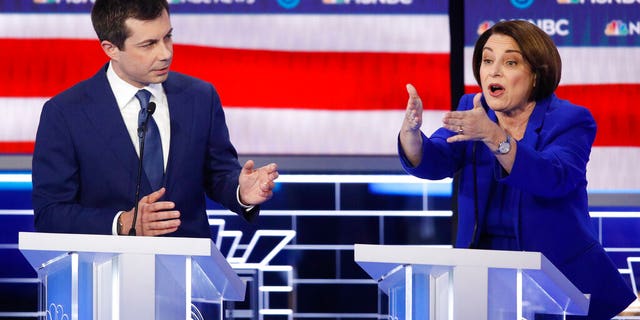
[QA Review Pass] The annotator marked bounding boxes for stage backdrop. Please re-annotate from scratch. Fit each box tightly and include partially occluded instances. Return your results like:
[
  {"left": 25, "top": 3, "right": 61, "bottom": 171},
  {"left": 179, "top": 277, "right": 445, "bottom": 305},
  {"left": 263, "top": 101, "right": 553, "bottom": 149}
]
[
  {"left": 0, "top": 0, "right": 450, "bottom": 156},
  {"left": 463, "top": 0, "right": 640, "bottom": 191}
]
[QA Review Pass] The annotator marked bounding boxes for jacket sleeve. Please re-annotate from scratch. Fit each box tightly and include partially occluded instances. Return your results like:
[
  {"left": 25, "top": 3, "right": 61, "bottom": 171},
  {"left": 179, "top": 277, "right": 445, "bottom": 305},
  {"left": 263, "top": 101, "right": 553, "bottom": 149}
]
[
  {"left": 32, "top": 100, "right": 118, "bottom": 234},
  {"left": 202, "top": 84, "right": 258, "bottom": 220}
]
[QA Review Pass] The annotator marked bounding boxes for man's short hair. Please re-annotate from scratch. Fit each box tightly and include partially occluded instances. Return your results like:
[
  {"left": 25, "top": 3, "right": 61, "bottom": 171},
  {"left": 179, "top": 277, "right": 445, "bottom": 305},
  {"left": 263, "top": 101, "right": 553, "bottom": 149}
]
[{"left": 91, "top": 0, "right": 169, "bottom": 50}]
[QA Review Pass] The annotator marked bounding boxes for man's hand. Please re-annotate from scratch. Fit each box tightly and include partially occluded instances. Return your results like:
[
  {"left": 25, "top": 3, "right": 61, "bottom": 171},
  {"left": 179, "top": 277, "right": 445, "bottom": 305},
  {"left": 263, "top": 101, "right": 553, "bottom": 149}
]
[
  {"left": 238, "top": 160, "right": 279, "bottom": 206},
  {"left": 119, "top": 188, "right": 181, "bottom": 236}
]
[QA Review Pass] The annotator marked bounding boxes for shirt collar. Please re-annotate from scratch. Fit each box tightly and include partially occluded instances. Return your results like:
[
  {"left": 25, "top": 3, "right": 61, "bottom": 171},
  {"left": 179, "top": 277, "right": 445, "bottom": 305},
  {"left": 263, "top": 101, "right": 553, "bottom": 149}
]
[{"left": 106, "top": 62, "right": 164, "bottom": 110}]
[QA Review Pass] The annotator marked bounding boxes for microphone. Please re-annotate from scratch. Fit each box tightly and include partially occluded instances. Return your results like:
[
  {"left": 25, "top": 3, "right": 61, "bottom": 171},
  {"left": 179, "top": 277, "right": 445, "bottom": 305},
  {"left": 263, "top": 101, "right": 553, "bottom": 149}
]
[{"left": 129, "top": 102, "right": 156, "bottom": 236}]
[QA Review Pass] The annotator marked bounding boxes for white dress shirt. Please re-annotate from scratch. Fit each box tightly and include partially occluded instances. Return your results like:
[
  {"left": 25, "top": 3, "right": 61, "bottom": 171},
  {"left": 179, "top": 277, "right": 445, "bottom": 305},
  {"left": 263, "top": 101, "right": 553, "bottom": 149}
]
[{"left": 106, "top": 63, "right": 171, "bottom": 167}]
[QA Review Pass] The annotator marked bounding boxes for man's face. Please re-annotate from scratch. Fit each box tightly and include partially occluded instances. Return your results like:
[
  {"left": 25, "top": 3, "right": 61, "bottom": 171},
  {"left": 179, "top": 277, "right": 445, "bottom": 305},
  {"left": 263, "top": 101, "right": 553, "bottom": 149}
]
[{"left": 107, "top": 9, "right": 173, "bottom": 88}]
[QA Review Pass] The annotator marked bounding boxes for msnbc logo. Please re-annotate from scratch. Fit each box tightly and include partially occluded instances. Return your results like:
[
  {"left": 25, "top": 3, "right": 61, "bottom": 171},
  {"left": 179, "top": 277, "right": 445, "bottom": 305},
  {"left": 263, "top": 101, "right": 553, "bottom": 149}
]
[
  {"left": 34, "top": 0, "right": 95, "bottom": 3},
  {"left": 477, "top": 21, "right": 494, "bottom": 35},
  {"left": 168, "top": 0, "right": 256, "bottom": 3},
  {"left": 323, "top": 0, "right": 350, "bottom": 3},
  {"left": 604, "top": 20, "right": 640, "bottom": 36},
  {"left": 557, "top": 0, "right": 582, "bottom": 3}
]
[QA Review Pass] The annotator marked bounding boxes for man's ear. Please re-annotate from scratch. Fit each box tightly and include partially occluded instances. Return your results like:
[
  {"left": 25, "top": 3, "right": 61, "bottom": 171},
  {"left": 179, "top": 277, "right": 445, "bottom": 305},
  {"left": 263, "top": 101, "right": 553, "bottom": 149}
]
[{"left": 100, "top": 40, "right": 119, "bottom": 60}]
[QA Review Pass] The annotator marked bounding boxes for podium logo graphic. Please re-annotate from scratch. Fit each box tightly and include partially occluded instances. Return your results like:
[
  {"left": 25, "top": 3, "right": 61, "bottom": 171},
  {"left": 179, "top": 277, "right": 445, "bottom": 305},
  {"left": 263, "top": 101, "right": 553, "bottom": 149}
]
[
  {"left": 605, "top": 20, "right": 630, "bottom": 36},
  {"left": 47, "top": 303, "right": 69, "bottom": 320},
  {"left": 278, "top": 0, "right": 300, "bottom": 9},
  {"left": 511, "top": 0, "right": 534, "bottom": 9},
  {"left": 191, "top": 304, "right": 205, "bottom": 320},
  {"left": 477, "top": 21, "right": 494, "bottom": 36}
]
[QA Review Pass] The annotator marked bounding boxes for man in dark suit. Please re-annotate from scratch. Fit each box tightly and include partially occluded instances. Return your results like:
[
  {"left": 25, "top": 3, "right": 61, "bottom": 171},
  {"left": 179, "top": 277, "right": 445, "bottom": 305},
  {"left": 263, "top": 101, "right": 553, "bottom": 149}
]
[{"left": 31, "top": 0, "right": 278, "bottom": 237}]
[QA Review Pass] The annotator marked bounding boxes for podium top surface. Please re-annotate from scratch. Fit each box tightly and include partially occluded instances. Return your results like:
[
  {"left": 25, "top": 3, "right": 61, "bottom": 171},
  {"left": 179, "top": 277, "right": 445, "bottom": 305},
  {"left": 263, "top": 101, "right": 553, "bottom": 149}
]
[
  {"left": 354, "top": 244, "right": 590, "bottom": 314},
  {"left": 19, "top": 232, "right": 212, "bottom": 256},
  {"left": 355, "top": 244, "right": 546, "bottom": 270},
  {"left": 18, "top": 232, "right": 246, "bottom": 300}
]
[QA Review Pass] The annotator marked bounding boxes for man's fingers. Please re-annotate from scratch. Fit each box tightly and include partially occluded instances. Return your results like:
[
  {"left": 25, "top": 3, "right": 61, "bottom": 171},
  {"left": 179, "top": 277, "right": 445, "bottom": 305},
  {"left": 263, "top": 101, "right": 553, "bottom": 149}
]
[
  {"left": 147, "top": 217, "right": 180, "bottom": 230},
  {"left": 242, "top": 159, "right": 255, "bottom": 173},
  {"left": 142, "top": 187, "right": 166, "bottom": 204},
  {"left": 140, "top": 208, "right": 180, "bottom": 224},
  {"left": 144, "top": 220, "right": 180, "bottom": 236},
  {"left": 143, "top": 200, "right": 176, "bottom": 213}
]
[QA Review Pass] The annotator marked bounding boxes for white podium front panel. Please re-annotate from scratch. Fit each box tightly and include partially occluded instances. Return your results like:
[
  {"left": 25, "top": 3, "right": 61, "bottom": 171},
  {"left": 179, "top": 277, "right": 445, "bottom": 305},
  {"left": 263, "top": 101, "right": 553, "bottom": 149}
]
[
  {"left": 355, "top": 244, "right": 589, "bottom": 320},
  {"left": 18, "top": 232, "right": 246, "bottom": 320}
]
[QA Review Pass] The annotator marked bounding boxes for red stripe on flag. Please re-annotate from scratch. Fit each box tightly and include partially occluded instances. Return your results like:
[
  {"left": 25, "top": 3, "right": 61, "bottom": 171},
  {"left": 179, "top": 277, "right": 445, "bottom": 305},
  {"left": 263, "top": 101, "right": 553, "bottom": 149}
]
[
  {"left": 0, "top": 39, "right": 106, "bottom": 98},
  {"left": 0, "top": 142, "right": 35, "bottom": 154},
  {"left": 465, "top": 84, "right": 640, "bottom": 147},
  {"left": 557, "top": 84, "right": 640, "bottom": 147},
  {"left": 0, "top": 39, "right": 450, "bottom": 110}
]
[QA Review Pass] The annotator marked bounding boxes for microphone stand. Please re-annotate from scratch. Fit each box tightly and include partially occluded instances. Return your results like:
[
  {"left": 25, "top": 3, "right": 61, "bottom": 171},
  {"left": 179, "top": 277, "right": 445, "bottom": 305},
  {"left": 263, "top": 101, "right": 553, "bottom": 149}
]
[{"left": 129, "top": 102, "right": 156, "bottom": 236}]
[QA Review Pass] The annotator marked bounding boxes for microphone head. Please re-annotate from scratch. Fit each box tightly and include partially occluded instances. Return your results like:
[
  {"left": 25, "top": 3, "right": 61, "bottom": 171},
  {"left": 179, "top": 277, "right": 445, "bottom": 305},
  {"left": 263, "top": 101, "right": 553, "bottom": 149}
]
[{"left": 147, "top": 102, "right": 156, "bottom": 115}]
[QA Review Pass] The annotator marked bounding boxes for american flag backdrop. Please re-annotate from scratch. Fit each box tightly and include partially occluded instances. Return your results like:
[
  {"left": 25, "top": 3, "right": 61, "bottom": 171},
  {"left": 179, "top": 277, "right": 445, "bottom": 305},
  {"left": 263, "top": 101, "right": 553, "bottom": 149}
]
[
  {"left": 0, "top": 0, "right": 451, "bottom": 158},
  {"left": 464, "top": 0, "right": 640, "bottom": 191},
  {"left": 1, "top": 0, "right": 638, "bottom": 191}
]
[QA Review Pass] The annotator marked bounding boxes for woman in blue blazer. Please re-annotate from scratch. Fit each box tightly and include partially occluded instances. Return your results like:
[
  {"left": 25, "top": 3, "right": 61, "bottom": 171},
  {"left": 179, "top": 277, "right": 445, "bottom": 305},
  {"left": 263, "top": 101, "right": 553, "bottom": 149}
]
[{"left": 398, "top": 20, "right": 635, "bottom": 319}]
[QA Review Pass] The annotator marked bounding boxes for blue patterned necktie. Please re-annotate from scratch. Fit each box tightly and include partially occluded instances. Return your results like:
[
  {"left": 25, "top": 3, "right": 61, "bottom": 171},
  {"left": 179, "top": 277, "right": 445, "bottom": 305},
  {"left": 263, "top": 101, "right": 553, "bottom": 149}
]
[{"left": 135, "top": 89, "right": 164, "bottom": 190}]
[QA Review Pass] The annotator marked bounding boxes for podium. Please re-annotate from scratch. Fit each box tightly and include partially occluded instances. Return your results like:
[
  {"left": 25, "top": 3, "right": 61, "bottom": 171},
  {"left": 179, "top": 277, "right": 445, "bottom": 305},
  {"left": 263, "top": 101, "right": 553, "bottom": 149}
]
[
  {"left": 18, "top": 232, "right": 245, "bottom": 320},
  {"left": 354, "top": 244, "right": 590, "bottom": 320}
]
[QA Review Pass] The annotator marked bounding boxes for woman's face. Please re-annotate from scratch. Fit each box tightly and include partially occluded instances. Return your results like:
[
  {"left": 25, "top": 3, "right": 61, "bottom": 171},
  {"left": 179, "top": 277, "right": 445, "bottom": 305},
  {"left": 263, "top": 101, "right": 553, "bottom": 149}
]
[{"left": 479, "top": 34, "right": 536, "bottom": 114}]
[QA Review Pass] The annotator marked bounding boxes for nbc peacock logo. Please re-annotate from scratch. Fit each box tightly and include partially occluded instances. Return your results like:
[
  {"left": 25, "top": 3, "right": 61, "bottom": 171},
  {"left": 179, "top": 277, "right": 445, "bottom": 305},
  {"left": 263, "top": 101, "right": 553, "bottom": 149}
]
[
  {"left": 604, "top": 20, "right": 629, "bottom": 36},
  {"left": 477, "top": 21, "right": 494, "bottom": 36}
]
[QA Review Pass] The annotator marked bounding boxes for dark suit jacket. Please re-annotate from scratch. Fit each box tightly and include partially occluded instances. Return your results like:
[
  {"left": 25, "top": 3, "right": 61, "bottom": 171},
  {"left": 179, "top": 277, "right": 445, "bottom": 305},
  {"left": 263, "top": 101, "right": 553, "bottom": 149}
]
[
  {"left": 32, "top": 64, "right": 257, "bottom": 238},
  {"left": 399, "top": 93, "right": 636, "bottom": 319}
]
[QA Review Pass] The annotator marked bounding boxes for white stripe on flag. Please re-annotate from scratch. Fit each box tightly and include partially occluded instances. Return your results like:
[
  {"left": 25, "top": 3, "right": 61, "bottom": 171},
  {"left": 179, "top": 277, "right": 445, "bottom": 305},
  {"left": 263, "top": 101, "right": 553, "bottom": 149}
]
[
  {"left": 226, "top": 108, "right": 444, "bottom": 154},
  {"left": 0, "top": 14, "right": 449, "bottom": 53},
  {"left": 171, "top": 14, "right": 450, "bottom": 53},
  {"left": 0, "top": 98, "right": 46, "bottom": 141},
  {"left": 588, "top": 147, "right": 640, "bottom": 190}
]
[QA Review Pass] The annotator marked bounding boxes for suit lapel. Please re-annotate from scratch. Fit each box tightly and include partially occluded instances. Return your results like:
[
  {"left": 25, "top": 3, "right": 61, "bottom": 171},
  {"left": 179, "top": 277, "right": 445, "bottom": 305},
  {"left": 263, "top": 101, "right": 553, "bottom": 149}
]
[
  {"left": 82, "top": 65, "right": 140, "bottom": 182},
  {"left": 520, "top": 95, "right": 551, "bottom": 149},
  {"left": 163, "top": 74, "right": 194, "bottom": 190}
]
